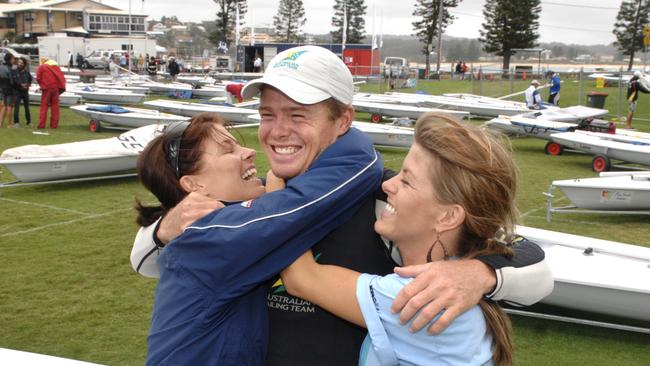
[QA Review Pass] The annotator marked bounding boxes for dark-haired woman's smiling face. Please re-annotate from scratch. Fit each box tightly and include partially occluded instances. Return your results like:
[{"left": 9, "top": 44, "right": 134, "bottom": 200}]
[{"left": 187, "top": 125, "right": 265, "bottom": 202}]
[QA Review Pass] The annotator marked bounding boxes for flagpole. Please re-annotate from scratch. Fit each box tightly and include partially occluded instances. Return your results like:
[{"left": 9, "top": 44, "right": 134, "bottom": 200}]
[
  {"left": 371, "top": 3, "right": 376, "bottom": 76},
  {"left": 128, "top": 0, "right": 132, "bottom": 74},
  {"left": 341, "top": 1, "right": 347, "bottom": 59},
  {"left": 235, "top": 3, "right": 240, "bottom": 48}
]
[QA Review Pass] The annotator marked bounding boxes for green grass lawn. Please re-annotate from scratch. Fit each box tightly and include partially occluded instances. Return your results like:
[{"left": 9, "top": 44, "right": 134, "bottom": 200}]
[{"left": 1, "top": 82, "right": 649, "bottom": 365}]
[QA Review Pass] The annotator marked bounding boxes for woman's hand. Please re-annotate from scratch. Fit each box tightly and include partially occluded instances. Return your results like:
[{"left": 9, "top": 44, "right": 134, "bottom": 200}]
[{"left": 265, "top": 170, "right": 285, "bottom": 193}]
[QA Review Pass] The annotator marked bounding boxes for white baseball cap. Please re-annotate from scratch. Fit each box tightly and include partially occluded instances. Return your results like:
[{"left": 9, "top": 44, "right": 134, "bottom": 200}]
[
  {"left": 241, "top": 45, "right": 354, "bottom": 105},
  {"left": 634, "top": 70, "right": 642, "bottom": 77}
]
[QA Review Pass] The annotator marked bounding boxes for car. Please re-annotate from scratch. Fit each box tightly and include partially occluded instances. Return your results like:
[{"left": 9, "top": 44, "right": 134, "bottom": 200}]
[
  {"left": 84, "top": 49, "right": 111, "bottom": 69},
  {"left": 0, "top": 47, "right": 27, "bottom": 62},
  {"left": 84, "top": 50, "right": 127, "bottom": 69}
]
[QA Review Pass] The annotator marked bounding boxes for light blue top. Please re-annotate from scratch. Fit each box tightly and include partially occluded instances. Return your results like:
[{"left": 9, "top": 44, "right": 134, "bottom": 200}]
[{"left": 356, "top": 273, "right": 494, "bottom": 366}]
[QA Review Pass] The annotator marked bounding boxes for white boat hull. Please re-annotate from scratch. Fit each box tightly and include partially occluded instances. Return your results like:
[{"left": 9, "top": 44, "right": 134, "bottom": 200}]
[
  {"left": 552, "top": 175, "right": 650, "bottom": 210},
  {"left": 0, "top": 125, "right": 162, "bottom": 182},
  {"left": 351, "top": 121, "right": 413, "bottom": 148},
  {"left": 29, "top": 91, "right": 82, "bottom": 107},
  {"left": 485, "top": 117, "right": 575, "bottom": 140},
  {"left": 70, "top": 104, "right": 188, "bottom": 128},
  {"left": 144, "top": 99, "right": 258, "bottom": 124},
  {"left": 0, "top": 154, "right": 138, "bottom": 182},
  {"left": 72, "top": 90, "right": 145, "bottom": 104},
  {"left": 516, "top": 105, "right": 608, "bottom": 122},
  {"left": 387, "top": 92, "right": 532, "bottom": 117},
  {"left": 516, "top": 225, "right": 650, "bottom": 322},
  {"left": 352, "top": 100, "right": 469, "bottom": 120},
  {"left": 142, "top": 82, "right": 193, "bottom": 93},
  {"left": 191, "top": 87, "right": 226, "bottom": 98},
  {"left": 551, "top": 131, "right": 650, "bottom": 166}
]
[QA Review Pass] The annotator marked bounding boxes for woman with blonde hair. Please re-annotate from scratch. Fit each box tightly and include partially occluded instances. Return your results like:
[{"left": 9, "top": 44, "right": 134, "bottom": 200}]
[{"left": 280, "top": 112, "right": 519, "bottom": 365}]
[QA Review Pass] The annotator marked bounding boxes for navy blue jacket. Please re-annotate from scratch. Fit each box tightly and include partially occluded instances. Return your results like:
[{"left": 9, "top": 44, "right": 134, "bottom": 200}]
[{"left": 146, "top": 128, "right": 384, "bottom": 365}]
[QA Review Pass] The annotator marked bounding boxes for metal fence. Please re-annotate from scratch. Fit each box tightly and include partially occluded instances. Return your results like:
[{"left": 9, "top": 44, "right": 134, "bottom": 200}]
[{"left": 461, "top": 66, "right": 647, "bottom": 123}]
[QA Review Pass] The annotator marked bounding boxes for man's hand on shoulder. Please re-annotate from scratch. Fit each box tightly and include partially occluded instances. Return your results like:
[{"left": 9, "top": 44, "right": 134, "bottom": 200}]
[
  {"left": 391, "top": 259, "right": 496, "bottom": 334},
  {"left": 156, "top": 192, "right": 224, "bottom": 244}
]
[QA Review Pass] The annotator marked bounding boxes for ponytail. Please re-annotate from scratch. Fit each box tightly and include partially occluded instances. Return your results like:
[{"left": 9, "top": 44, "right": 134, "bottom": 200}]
[{"left": 134, "top": 200, "right": 165, "bottom": 227}]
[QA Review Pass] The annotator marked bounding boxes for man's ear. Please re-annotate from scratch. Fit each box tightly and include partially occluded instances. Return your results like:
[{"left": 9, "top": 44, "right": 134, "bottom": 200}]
[
  {"left": 335, "top": 105, "right": 355, "bottom": 137},
  {"left": 436, "top": 204, "right": 466, "bottom": 232},
  {"left": 179, "top": 175, "right": 201, "bottom": 194}
]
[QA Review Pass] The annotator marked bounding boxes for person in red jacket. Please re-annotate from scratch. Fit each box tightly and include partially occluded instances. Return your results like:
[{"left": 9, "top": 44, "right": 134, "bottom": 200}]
[
  {"left": 36, "top": 58, "right": 66, "bottom": 129},
  {"left": 225, "top": 82, "right": 244, "bottom": 103}
]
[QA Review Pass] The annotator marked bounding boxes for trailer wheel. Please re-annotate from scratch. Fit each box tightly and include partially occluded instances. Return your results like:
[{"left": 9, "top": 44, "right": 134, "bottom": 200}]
[
  {"left": 89, "top": 120, "right": 101, "bottom": 133},
  {"left": 371, "top": 113, "right": 382, "bottom": 123},
  {"left": 544, "top": 142, "right": 563, "bottom": 156},
  {"left": 592, "top": 155, "right": 611, "bottom": 172}
]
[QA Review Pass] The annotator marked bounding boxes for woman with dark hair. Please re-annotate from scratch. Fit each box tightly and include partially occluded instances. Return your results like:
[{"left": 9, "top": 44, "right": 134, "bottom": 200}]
[
  {"left": 136, "top": 112, "right": 383, "bottom": 365},
  {"left": 280, "top": 113, "right": 521, "bottom": 366}
]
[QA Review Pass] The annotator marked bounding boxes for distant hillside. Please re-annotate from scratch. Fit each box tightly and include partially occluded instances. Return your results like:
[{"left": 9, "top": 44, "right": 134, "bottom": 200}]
[{"left": 311, "top": 33, "right": 620, "bottom": 63}]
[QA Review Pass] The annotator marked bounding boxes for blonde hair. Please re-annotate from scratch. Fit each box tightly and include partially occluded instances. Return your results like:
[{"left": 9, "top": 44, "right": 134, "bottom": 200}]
[{"left": 414, "top": 112, "right": 517, "bottom": 366}]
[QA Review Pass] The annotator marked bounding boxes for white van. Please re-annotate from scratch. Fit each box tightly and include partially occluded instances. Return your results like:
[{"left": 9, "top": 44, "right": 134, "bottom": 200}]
[{"left": 383, "top": 57, "right": 409, "bottom": 78}]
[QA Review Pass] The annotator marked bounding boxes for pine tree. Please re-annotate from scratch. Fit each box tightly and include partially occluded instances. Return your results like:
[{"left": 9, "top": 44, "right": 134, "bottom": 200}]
[
  {"left": 273, "top": 0, "right": 306, "bottom": 43},
  {"left": 613, "top": 0, "right": 650, "bottom": 71},
  {"left": 210, "top": 0, "right": 248, "bottom": 46},
  {"left": 479, "top": 0, "right": 541, "bottom": 72},
  {"left": 331, "top": 0, "right": 367, "bottom": 44},
  {"left": 412, "top": 0, "right": 460, "bottom": 76}
]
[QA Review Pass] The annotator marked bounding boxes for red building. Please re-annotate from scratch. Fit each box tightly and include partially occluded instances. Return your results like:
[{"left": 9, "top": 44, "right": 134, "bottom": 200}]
[{"left": 237, "top": 43, "right": 380, "bottom": 76}]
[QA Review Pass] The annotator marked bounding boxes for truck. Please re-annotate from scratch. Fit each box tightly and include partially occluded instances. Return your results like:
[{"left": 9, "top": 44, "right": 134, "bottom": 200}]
[
  {"left": 37, "top": 35, "right": 86, "bottom": 66},
  {"left": 38, "top": 36, "right": 158, "bottom": 67}
]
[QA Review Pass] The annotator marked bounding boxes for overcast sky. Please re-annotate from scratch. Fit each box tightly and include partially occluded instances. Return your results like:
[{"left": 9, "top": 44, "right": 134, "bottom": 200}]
[{"left": 102, "top": 0, "right": 620, "bottom": 45}]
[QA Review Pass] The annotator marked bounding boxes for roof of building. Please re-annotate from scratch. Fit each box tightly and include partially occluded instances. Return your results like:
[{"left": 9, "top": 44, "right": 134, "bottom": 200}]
[
  {"left": 0, "top": 0, "right": 145, "bottom": 17},
  {"left": 61, "top": 26, "right": 88, "bottom": 34}
]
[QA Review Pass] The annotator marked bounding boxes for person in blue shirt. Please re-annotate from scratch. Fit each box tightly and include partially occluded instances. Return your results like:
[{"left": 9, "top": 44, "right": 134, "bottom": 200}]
[
  {"left": 280, "top": 112, "right": 529, "bottom": 366},
  {"left": 548, "top": 72, "right": 561, "bottom": 106}
]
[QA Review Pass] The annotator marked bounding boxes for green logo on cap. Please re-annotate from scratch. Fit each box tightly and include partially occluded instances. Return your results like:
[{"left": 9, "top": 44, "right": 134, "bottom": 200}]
[
  {"left": 282, "top": 50, "right": 307, "bottom": 61},
  {"left": 273, "top": 50, "right": 308, "bottom": 70}
]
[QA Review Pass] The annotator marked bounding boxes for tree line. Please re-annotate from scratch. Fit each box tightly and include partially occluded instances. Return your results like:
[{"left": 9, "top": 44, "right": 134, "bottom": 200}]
[{"left": 196, "top": 1, "right": 648, "bottom": 72}]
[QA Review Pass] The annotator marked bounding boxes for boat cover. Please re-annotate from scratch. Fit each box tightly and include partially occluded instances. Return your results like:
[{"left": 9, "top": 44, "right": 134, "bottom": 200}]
[{"left": 86, "top": 105, "right": 130, "bottom": 114}]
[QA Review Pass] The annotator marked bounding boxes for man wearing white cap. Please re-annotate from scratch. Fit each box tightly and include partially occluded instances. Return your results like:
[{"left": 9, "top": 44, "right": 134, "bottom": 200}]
[
  {"left": 131, "top": 45, "right": 551, "bottom": 365},
  {"left": 524, "top": 79, "right": 543, "bottom": 109}
]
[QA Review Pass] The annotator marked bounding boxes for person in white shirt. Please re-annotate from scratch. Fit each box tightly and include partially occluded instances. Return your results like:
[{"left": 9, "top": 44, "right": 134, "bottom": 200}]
[
  {"left": 109, "top": 57, "right": 120, "bottom": 82},
  {"left": 524, "top": 79, "right": 543, "bottom": 109},
  {"left": 253, "top": 56, "right": 262, "bottom": 72}
]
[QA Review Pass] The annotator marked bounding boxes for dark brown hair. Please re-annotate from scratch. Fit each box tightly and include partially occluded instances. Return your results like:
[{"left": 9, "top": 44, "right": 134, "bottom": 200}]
[
  {"left": 322, "top": 97, "right": 350, "bottom": 122},
  {"left": 414, "top": 112, "right": 517, "bottom": 366},
  {"left": 135, "top": 112, "right": 228, "bottom": 226}
]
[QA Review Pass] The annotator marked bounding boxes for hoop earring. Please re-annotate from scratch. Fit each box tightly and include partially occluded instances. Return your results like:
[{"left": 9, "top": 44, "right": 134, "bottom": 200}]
[{"left": 426, "top": 231, "right": 450, "bottom": 263}]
